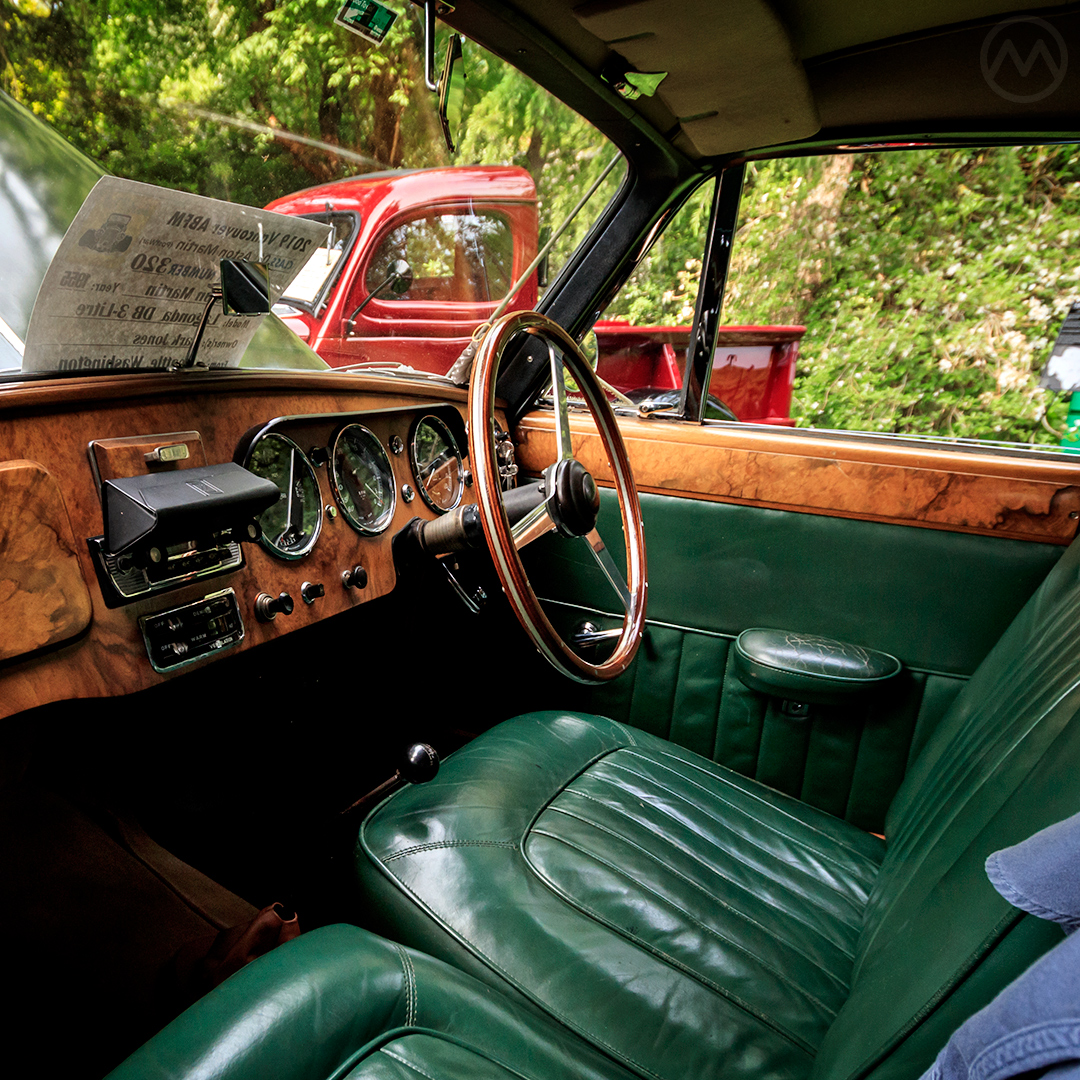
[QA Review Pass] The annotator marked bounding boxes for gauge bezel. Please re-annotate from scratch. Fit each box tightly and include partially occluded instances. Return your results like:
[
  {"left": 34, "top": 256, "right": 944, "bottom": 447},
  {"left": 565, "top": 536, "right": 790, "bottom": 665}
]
[
  {"left": 330, "top": 423, "right": 397, "bottom": 536},
  {"left": 243, "top": 432, "right": 322, "bottom": 561},
  {"left": 409, "top": 413, "right": 465, "bottom": 514}
]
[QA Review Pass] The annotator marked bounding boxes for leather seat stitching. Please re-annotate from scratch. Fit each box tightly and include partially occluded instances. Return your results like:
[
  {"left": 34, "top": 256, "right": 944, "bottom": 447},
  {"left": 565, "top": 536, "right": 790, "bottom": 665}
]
[
  {"left": 385, "top": 840, "right": 518, "bottom": 862},
  {"left": 642, "top": 743, "right": 883, "bottom": 868},
  {"left": 374, "top": 861, "right": 670, "bottom": 1080},
  {"left": 530, "top": 824, "right": 841, "bottom": 1031},
  {"left": 635, "top": 749, "right": 883, "bottom": 870},
  {"left": 576, "top": 769, "right": 870, "bottom": 926},
  {"left": 613, "top": 751, "right": 881, "bottom": 876},
  {"left": 543, "top": 795, "right": 858, "bottom": 967},
  {"left": 392, "top": 945, "right": 418, "bottom": 1026},
  {"left": 582, "top": 765, "right": 870, "bottom": 925}
]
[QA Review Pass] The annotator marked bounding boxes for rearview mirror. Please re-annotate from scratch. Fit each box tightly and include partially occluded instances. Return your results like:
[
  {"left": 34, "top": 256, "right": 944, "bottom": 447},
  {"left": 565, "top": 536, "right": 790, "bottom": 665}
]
[
  {"left": 439, "top": 35, "right": 465, "bottom": 155},
  {"left": 220, "top": 259, "right": 270, "bottom": 316}
]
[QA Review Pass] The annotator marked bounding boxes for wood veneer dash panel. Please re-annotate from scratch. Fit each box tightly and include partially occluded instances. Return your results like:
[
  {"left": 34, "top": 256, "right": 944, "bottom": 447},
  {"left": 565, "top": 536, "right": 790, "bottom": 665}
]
[
  {"left": 514, "top": 413, "right": 1080, "bottom": 544},
  {"left": 0, "top": 379, "right": 495, "bottom": 720},
  {"left": 0, "top": 460, "right": 92, "bottom": 662}
]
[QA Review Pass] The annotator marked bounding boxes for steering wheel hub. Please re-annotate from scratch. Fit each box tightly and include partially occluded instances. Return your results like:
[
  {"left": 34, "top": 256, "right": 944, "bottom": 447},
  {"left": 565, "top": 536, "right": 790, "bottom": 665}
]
[{"left": 551, "top": 459, "right": 601, "bottom": 537}]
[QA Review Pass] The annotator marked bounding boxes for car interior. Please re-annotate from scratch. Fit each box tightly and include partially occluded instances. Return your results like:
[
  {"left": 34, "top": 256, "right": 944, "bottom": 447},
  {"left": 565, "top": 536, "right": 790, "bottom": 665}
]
[{"left": 3, "top": 2, "right": 1080, "bottom": 1079}]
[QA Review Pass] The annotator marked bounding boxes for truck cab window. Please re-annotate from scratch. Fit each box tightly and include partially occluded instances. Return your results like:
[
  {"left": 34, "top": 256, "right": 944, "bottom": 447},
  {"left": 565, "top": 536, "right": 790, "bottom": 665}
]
[{"left": 365, "top": 211, "right": 515, "bottom": 304}]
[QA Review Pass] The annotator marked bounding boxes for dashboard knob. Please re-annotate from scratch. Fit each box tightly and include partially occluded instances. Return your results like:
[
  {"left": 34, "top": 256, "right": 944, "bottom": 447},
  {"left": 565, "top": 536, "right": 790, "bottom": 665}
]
[
  {"left": 342, "top": 564, "right": 368, "bottom": 590},
  {"left": 255, "top": 591, "right": 294, "bottom": 621},
  {"left": 400, "top": 743, "right": 440, "bottom": 784},
  {"left": 301, "top": 581, "right": 325, "bottom": 604}
]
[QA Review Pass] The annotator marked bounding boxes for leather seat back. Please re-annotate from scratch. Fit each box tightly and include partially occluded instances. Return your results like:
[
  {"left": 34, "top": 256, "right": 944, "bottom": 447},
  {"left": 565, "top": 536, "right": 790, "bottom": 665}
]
[{"left": 812, "top": 540, "right": 1080, "bottom": 1080}]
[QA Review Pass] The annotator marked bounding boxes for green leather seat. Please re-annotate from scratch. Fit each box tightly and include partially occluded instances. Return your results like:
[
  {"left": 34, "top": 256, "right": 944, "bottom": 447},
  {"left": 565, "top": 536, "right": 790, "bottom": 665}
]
[
  {"left": 106, "top": 924, "right": 645, "bottom": 1080},
  {"left": 357, "top": 536, "right": 1080, "bottom": 1080}
]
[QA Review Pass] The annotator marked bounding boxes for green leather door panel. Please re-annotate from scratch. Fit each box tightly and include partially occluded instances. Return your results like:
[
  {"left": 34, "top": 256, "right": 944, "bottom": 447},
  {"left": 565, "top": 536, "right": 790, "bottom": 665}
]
[{"left": 524, "top": 491, "right": 1061, "bottom": 831}]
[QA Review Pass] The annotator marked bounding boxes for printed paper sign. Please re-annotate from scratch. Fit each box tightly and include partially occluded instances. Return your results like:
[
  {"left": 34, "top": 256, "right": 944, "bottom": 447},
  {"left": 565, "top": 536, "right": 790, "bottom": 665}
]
[
  {"left": 334, "top": 0, "right": 399, "bottom": 46},
  {"left": 23, "top": 177, "right": 329, "bottom": 373}
]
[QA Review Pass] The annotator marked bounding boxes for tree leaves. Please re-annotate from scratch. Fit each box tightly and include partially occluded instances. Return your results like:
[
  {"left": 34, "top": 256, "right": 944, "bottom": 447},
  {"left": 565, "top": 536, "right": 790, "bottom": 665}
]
[{"left": 722, "top": 147, "right": 1080, "bottom": 444}]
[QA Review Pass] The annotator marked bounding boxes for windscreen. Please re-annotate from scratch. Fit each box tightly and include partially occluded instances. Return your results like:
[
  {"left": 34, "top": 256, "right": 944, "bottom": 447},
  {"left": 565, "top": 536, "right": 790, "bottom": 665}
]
[{"left": 1, "top": 3, "right": 625, "bottom": 377}]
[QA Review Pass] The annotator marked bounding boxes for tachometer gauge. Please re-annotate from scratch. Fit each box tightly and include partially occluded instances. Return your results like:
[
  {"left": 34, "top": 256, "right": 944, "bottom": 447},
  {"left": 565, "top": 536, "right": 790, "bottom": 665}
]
[
  {"left": 331, "top": 424, "right": 396, "bottom": 534},
  {"left": 244, "top": 433, "right": 322, "bottom": 559},
  {"left": 410, "top": 415, "right": 464, "bottom": 513}
]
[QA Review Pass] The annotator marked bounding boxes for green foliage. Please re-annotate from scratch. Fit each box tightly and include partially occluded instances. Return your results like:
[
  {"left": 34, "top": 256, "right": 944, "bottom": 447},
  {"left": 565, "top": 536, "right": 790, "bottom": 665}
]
[
  {"left": 604, "top": 180, "right": 714, "bottom": 325},
  {"left": 456, "top": 46, "right": 625, "bottom": 283},
  {"left": 2, "top": 0, "right": 621, "bottom": 262},
  {"left": 721, "top": 147, "right": 1080, "bottom": 444},
  {"left": 1, "top": 0, "right": 446, "bottom": 205}
]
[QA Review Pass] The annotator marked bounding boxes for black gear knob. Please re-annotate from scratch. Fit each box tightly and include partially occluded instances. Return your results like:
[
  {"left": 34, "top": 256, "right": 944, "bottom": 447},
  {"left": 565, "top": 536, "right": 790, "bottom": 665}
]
[{"left": 399, "top": 743, "right": 440, "bottom": 784}]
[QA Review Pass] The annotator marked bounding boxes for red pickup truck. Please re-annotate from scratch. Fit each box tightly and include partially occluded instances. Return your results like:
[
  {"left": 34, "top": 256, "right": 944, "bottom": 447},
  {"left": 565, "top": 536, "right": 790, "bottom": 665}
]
[{"left": 266, "top": 167, "right": 801, "bottom": 425}]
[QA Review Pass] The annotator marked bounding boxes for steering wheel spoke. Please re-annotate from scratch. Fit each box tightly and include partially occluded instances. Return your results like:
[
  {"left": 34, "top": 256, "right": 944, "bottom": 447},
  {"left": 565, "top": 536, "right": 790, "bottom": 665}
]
[
  {"left": 469, "top": 310, "right": 647, "bottom": 683},
  {"left": 512, "top": 498, "right": 558, "bottom": 550},
  {"left": 546, "top": 338, "right": 575, "bottom": 462},
  {"left": 582, "top": 528, "right": 631, "bottom": 612}
]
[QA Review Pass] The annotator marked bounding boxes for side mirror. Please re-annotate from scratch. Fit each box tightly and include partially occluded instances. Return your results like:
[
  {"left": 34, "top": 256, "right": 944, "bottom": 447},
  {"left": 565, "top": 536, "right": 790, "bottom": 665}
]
[
  {"left": 344, "top": 259, "right": 415, "bottom": 335},
  {"left": 220, "top": 259, "right": 270, "bottom": 316},
  {"left": 382, "top": 259, "right": 414, "bottom": 297},
  {"left": 439, "top": 35, "right": 465, "bottom": 155}
]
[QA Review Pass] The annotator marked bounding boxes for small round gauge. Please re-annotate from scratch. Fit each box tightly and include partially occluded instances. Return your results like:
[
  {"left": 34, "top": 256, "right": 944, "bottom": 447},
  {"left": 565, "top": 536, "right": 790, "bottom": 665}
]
[
  {"left": 331, "top": 424, "right": 396, "bottom": 534},
  {"left": 244, "top": 432, "right": 322, "bottom": 559},
  {"left": 410, "top": 415, "right": 464, "bottom": 513}
]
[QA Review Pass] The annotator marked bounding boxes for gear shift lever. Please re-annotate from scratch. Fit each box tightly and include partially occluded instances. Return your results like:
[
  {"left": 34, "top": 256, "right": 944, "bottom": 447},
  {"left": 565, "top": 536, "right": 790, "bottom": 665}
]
[{"left": 341, "top": 743, "right": 440, "bottom": 815}]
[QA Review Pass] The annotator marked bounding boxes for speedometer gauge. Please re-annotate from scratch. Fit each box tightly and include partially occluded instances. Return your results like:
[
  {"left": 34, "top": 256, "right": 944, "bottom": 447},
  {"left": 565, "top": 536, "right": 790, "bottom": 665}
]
[
  {"left": 410, "top": 415, "right": 464, "bottom": 512},
  {"left": 331, "top": 424, "right": 396, "bottom": 534},
  {"left": 244, "top": 433, "right": 322, "bottom": 559}
]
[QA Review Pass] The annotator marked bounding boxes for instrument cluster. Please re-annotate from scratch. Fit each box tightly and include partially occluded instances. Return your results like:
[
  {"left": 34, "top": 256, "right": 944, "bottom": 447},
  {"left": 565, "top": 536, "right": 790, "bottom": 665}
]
[{"left": 236, "top": 405, "right": 468, "bottom": 564}]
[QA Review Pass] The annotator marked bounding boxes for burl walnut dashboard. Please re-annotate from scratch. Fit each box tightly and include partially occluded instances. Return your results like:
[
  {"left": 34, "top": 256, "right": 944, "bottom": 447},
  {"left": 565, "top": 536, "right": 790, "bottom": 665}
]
[{"left": 0, "top": 369, "right": 504, "bottom": 721}]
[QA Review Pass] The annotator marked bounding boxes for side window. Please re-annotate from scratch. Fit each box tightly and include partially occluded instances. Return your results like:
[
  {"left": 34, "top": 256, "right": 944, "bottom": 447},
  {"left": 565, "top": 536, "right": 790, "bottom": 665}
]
[
  {"left": 365, "top": 211, "right": 515, "bottom": 304},
  {"left": 722, "top": 146, "right": 1080, "bottom": 448}
]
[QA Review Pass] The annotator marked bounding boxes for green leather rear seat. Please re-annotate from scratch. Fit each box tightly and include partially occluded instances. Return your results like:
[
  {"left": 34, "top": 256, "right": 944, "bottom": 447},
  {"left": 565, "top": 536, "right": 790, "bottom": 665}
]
[
  {"left": 106, "top": 924, "right": 648, "bottom": 1080},
  {"left": 358, "top": 538, "right": 1080, "bottom": 1080}
]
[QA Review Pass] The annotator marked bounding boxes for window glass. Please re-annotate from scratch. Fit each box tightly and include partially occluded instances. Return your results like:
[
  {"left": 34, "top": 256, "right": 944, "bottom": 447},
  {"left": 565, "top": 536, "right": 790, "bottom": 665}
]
[
  {"left": 594, "top": 181, "right": 730, "bottom": 414},
  {"left": 365, "top": 211, "right": 514, "bottom": 303},
  {"left": 0, "top": 10, "right": 625, "bottom": 379},
  {"left": 603, "top": 181, "right": 715, "bottom": 327},
  {"left": 722, "top": 146, "right": 1080, "bottom": 447}
]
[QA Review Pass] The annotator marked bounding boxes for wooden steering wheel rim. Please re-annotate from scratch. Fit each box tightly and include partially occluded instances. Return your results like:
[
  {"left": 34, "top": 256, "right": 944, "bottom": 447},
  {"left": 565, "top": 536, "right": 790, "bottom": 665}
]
[{"left": 468, "top": 310, "right": 647, "bottom": 683}]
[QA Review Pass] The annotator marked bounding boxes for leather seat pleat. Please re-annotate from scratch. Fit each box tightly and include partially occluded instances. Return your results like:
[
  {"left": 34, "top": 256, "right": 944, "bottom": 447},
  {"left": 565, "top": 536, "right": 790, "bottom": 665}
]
[
  {"left": 540, "top": 787, "right": 861, "bottom": 964},
  {"left": 556, "top": 757, "right": 874, "bottom": 947}
]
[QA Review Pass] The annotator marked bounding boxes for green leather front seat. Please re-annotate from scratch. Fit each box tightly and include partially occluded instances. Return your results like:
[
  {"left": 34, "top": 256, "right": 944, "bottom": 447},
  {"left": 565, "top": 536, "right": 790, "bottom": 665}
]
[
  {"left": 357, "top": 536, "right": 1080, "bottom": 1080},
  {"left": 106, "top": 924, "right": 646, "bottom": 1080}
]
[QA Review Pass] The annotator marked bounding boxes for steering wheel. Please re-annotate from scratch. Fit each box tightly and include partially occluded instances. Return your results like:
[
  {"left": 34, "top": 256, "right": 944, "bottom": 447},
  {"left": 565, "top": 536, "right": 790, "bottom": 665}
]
[{"left": 468, "top": 310, "right": 647, "bottom": 683}]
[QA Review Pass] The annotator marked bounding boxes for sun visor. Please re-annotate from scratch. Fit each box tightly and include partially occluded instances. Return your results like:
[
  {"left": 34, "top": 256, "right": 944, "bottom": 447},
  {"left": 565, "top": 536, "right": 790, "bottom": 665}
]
[
  {"left": 102, "top": 463, "right": 279, "bottom": 556},
  {"left": 574, "top": 0, "right": 820, "bottom": 155}
]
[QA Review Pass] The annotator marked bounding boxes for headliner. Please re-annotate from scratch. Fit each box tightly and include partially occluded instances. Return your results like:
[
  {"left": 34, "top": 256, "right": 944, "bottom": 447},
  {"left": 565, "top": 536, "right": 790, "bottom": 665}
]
[{"left": 447, "top": 0, "right": 1080, "bottom": 159}]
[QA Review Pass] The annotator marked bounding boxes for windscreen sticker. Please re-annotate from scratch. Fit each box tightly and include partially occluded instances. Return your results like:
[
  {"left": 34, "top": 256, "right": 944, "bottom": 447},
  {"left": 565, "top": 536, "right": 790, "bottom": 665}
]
[
  {"left": 23, "top": 177, "right": 329, "bottom": 373},
  {"left": 334, "top": 0, "right": 399, "bottom": 46}
]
